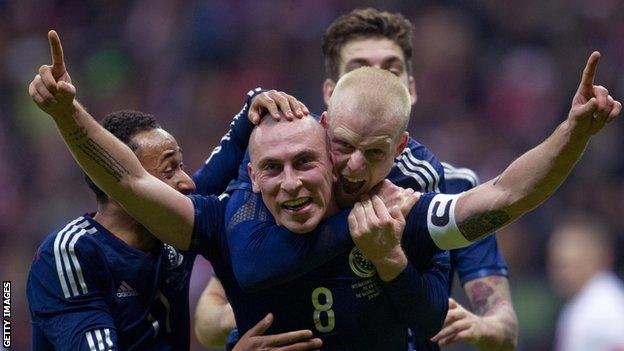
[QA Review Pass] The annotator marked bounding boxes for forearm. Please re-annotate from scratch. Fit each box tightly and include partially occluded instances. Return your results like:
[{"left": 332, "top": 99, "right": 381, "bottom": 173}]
[
  {"left": 52, "top": 101, "right": 146, "bottom": 198},
  {"left": 457, "top": 120, "right": 589, "bottom": 241},
  {"left": 194, "top": 299, "right": 235, "bottom": 347},
  {"left": 466, "top": 277, "right": 518, "bottom": 351},
  {"left": 496, "top": 120, "right": 587, "bottom": 213},
  {"left": 193, "top": 93, "right": 256, "bottom": 195},
  {"left": 194, "top": 278, "right": 236, "bottom": 347},
  {"left": 51, "top": 101, "right": 193, "bottom": 249}
]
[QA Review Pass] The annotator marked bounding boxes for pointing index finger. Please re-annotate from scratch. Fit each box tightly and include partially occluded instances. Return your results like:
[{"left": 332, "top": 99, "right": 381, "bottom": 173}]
[
  {"left": 48, "top": 30, "right": 66, "bottom": 78},
  {"left": 578, "top": 51, "right": 600, "bottom": 96}
]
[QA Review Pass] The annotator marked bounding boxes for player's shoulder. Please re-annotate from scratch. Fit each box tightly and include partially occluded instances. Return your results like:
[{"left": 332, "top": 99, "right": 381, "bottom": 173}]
[
  {"left": 188, "top": 193, "right": 229, "bottom": 213},
  {"left": 36, "top": 215, "right": 103, "bottom": 260},
  {"left": 29, "top": 215, "right": 107, "bottom": 303},
  {"left": 391, "top": 137, "right": 443, "bottom": 192},
  {"left": 402, "top": 137, "right": 441, "bottom": 164},
  {"left": 441, "top": 162, "right": 479, "bottom": 189}
]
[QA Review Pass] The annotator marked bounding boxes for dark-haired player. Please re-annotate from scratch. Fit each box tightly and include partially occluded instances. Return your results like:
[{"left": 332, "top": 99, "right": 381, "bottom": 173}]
[{"left": 27, "top": 110, "right": 198, "bottom": 350}]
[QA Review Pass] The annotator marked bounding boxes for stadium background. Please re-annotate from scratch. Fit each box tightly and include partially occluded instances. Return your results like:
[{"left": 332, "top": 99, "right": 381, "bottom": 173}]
[{"left": 1, "top": 0, "right": 623, "bottom": 350}]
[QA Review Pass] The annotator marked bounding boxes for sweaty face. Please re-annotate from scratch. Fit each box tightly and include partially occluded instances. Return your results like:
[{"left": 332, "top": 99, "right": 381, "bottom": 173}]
[
  {"left": 327, "top": 112, "right": 404, "bottom": 208},
  {"left": 132, "top": 129, "right": 196, "bottom": 195},
  {"left": 249, "top": 119, "right": 335, "bottom": 233}
]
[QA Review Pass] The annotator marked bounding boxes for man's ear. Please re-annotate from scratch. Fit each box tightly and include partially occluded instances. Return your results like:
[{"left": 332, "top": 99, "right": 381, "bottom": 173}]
[
  {"left": 395, "top": 132, "right": 409, "bottom": 157},
  {"left": 408, "top": 75, "right": 417, "bottom": 105},
  {"left": 248, "top": 163, "right": 260, "bottom": 193},
  {"left": 320, "top": 111, "right": 329, "bottom": 128},
  {"left": 329, "top": 152, "right": 338, "bottom": 183},
  {"left": 323, "top": 78, "right": 336, "bottom": 107}
]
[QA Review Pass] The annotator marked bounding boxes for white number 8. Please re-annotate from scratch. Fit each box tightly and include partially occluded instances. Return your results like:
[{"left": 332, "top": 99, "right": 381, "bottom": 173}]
[{"left": 311, "top": 287, "right": 335, "bottom": 333}]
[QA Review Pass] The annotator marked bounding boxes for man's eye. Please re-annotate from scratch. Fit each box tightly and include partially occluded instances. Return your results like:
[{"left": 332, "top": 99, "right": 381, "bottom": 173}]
[
  {"left": 263, "top": 163, "right": 278, "bottom": 171},
  {"left": 296, "top": 157, "right": 314, "bottom": 167},
  {"left": 366, "top": 149, "right": 385, "bottom": 158},
  {"left": 337, "top": 141, "right": 353, "bottom": 149}
]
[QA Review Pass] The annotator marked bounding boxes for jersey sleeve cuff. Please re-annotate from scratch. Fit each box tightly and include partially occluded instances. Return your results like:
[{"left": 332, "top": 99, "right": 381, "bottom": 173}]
[{"left": 459, "top": 268, "right": 509, "bottom": 286}]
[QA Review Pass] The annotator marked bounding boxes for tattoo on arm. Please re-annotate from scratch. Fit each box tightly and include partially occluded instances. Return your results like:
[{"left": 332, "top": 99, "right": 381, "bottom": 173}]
[
  {"left": 467, "top": 276, "right": 518, "bottom": 350},
  {"left": 492, "top": 175, "right": 502, "bottom": 186},
  {"left": 70, "top": 127, "right": 130, "bottom": 182},
  {"left": 458, "top": 211, "right": 511, "bottom": 241}
]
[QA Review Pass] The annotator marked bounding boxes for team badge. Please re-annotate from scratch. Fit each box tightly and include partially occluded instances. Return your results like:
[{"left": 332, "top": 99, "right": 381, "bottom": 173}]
[
  {"left": 348, "top": 247, "right": 376, "bottom": 278},
  {"left": 162, "top": 243, "right": 184, "bottom": 270}
]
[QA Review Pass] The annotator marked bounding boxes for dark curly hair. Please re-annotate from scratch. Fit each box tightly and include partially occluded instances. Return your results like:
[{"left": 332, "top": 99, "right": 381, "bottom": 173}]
[
  {"left": 85, "top": 110, "right": 161, "bottom": 202},
  {"left": 322, "top": 8, "right": 414, "bottom": 81}
]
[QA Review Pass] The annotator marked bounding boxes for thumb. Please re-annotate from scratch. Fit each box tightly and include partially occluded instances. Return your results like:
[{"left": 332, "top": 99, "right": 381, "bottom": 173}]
[
  {"left": 578, "top": 97, "right": 598, "bottom": 116},
  {"left": 388, "top": 205, "right": 402, "bottom": 220},
  {"left": 448, "top": 298, "right": 458, "bottom": 309},
  {"left": 248, "top": 111, "right": 260, "bottom": 125},
  {"left": 388, "top": 205, "right": 405, "bottom": 228},
  {"left": 244, "top": 313, "right": 273, "bottom": 337}
]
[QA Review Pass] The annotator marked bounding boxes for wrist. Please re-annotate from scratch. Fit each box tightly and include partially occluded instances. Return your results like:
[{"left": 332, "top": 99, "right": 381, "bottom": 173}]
[
  {"left": 473, "top": 316, "right": 515, "bottom": 351},
  {"left": 370, "top": 247, "right": 407, "bottom": 282},
  {"left": 51, "top": 100, "right": 79, "bottom": 127},
  {"left": 561, "top": 118, "right": 592, "bottom": 142}
]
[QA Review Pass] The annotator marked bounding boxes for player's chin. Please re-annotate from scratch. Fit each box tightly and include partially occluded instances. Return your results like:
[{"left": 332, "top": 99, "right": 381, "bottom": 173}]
[{"left": 280, "top": 213, "right": 323, "bottom": 234}]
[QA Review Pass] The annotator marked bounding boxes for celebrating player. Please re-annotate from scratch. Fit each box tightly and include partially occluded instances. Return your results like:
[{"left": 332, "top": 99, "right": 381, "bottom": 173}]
[
  {"left": 194, "top": 8, "right": 515, "bottom": 350},
  {"left": 26, "top": 31, "right": 321, "bottom": 351},
  {"left": 30, "top": 27, "right": 620, "bottom": 350}
]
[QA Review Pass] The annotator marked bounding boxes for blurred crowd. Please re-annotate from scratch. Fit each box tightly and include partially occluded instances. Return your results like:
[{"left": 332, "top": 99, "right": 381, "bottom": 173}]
[{"left": 2, "top": 1, "right": 623, "bottom": 350}]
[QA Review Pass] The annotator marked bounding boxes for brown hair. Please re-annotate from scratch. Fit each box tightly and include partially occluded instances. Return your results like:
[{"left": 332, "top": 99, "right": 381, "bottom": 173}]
[{"left": 322, "top": 8, "right": 414, "bottom": 81}]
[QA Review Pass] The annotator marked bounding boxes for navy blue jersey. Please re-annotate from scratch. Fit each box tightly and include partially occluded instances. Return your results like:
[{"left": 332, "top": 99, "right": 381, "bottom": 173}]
[
  {"left": 223, "top": 132, "right": 448, "bottom": 288},
  {"left": 207, "top": 189, "right": 449, "bottom": 350},
  {"left": 27, "top": 215, "right": 195, "bottom": 350}
]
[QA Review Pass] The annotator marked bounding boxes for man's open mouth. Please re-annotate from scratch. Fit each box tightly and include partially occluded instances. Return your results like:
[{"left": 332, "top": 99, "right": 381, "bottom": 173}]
[
  {"left": 282, "top": 197, "right": 313, "bottom": 211},
  {"left": 340, "top": 175, "right": 365, "bottom": 194}
]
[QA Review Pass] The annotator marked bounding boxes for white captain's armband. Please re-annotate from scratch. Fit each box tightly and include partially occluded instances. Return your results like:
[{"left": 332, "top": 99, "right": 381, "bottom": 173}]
[{"left": 426, "top": 193, "right": 471, "bottom": 249}]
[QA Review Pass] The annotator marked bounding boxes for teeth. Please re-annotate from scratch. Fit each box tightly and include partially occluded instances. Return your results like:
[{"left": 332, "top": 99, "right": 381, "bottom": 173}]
[
  {"left": 343, "top": 175, "right": 363, "bottom": 183},
  {"left": 283, "top": 198, "right": 310, "bottom": 207}
]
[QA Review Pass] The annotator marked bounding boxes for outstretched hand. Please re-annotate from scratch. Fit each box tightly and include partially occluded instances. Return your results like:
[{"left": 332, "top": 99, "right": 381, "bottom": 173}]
[
  {"left": 568, "top": 51, "right": 621, "bottom": 136},
  {"left": 233, "top": 313, "right": 322, "bottom": 351},
  {"left": 28, "top": 30, "right": 76, "bottom": 119},
  {"left": 249, "top": 90, "right": 310, "bottom": 124}
]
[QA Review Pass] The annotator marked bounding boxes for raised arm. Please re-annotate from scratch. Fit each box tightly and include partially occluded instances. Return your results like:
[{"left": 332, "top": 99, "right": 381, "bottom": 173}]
[
  {"left": 455, "top": 52, "right": 620, "bottom": 242},
  {"left": 422, "top": 52, "right": 621, "bottom": 249},
  {"left": 29, "top": 31, "right": 194, "bottom": 249}
]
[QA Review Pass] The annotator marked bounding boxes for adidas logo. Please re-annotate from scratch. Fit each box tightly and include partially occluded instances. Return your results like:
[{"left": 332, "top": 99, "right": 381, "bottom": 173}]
[{"left": 116, "top": 281, "right": 138, "bottom": 298}]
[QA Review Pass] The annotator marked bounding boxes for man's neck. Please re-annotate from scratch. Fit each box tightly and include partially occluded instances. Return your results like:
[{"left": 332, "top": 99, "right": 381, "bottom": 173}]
[
  {"left": 93, "top": 200, "right": 157, "bottom": 252},
  {"left": 323, "top": 197, "right": 340, "bottom": 218}
]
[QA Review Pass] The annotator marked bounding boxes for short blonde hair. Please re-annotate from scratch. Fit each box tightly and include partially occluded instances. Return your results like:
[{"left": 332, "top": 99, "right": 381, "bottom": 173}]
[{"left": 327, "top": 67, "right": 411, "bottom": 137}]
